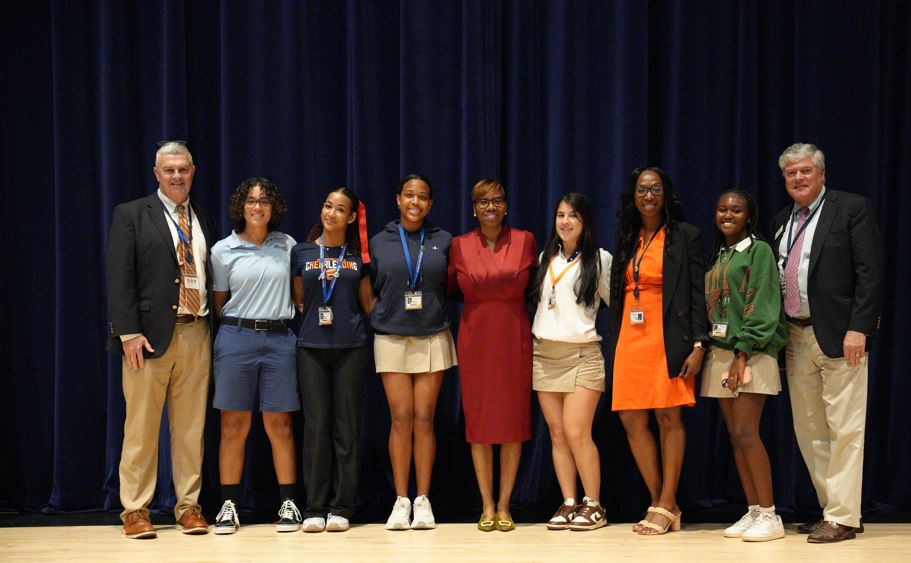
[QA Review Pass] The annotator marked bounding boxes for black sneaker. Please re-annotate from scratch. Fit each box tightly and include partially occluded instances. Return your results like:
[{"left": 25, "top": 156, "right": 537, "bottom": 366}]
[
  {"left": 276, "top": 499, "right": 302, "bottom": 532},
  {"left": 213, "top": 500, "right": 239, "bottom": 535}
]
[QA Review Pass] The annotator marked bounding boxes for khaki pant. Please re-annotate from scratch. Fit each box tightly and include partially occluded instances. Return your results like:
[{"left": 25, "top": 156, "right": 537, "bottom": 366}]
[
  {"left": 786, "top": 322, "right": 866, "bottom": 528},
  {"left": 119, "top": 319, "right": 211, "bottom": 522}
]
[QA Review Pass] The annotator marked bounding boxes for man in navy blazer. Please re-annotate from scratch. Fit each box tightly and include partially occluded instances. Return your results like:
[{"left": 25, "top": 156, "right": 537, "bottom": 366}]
[
  {"left": 771, "top": 143, "right": 882, "bottom": 544},
  {"left": 107, "top": 142, "right": 215, "bottom": 538}
]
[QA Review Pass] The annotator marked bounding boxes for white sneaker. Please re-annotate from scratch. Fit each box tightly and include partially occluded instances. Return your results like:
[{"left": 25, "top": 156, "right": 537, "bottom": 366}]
[
  {"left": 302, "top": 516, "right": 326, "bottom": 532},
  {"left": 385, "top": 497, "right": 411, "bottom": 530},
  {"left": 213, "top": 500, "right": 239, "bottom": 535},
  {"left": 723, "top": 508, "right": 759, "bottom": 538},
  {"left": 276, "top": 499, "right": 302, "bottom": 532},
  {"left": 742, "top": 512, "right": 785, "bottom": 542},
  {"left": 411, "top": 495, "right": 436, "bottom": 529},
  {"left": 326, "top": 513, "right": 350, "bottom": 532}
]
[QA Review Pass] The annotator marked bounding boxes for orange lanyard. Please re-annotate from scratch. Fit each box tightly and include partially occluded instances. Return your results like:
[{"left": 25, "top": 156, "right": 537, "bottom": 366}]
[{"left": 548, "top": 254, "right": 579, "bottom": 289}]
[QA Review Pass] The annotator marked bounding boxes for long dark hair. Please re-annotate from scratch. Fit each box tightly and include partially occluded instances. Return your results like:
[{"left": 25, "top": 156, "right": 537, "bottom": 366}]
[
  {"left": 306, "top": 187, "right": 363, "bottom": 256},
  {"left": 708, "top": 187, "right": 764, "bottom": 267},
  {"left": 610, "top": 167, "right": 685, "bottom": 301},
  {"left": 528, "top": 192, "right": 601, "bottom": 309}
]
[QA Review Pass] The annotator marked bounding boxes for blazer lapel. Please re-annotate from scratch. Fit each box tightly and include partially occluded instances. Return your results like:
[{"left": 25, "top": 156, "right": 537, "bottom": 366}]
[
  {"left": 662, "top": 230, "right": 683, "bottom": 316},
  {"left": 808, "top": 191, "right": 838, "bottom": 278},
  {"left": 144, "top": 194, "right": 177, "bottom": 263}
]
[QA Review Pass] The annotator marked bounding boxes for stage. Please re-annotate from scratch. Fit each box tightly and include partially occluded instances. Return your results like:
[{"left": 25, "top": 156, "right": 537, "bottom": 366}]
[{"left": 1, "top": 522, "right": 908, "bottom": 562}]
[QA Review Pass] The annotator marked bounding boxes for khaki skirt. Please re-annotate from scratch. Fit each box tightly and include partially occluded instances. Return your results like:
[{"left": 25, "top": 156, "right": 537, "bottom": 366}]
[
  {"left": 700, "top": 347, "right": 781, "bottom": 398},
  {"left": 532, "top": 338, "right": 605, "bottom": 393},
  {"left": 374, "top": 330, "right": 457, "bottom": 374}
]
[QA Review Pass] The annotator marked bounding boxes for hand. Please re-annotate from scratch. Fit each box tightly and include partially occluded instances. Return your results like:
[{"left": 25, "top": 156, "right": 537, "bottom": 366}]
[
  {"left": 843, "top": 330, "right": 867, "bottom": 367},
  {"left": 726, "top": 353, "right": 747, "bottom": 393},
  {"left": 123, "top": 335, "right": 154, "bottom": 370},
  {"left": 678, "top": 347, "right": 705, "bottom": 379}
]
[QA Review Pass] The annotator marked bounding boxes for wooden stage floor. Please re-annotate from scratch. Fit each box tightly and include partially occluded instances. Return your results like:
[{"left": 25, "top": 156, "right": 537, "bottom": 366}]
[{"left": 1, "top": 522, "right": 909, "bottom": 562}]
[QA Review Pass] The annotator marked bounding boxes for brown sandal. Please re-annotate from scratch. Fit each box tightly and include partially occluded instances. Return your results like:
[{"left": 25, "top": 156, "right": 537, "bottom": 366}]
[{"left": 638, "top": 506, "right": 681, "bottom": 535}]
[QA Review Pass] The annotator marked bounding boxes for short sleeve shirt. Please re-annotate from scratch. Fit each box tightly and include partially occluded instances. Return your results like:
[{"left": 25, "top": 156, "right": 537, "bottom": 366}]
[
  {"left": 210, "top": 231, "right": 297, "bottom": 320},
  {"left": 291, "top": 240, "right": 370, "bottom": 348}
]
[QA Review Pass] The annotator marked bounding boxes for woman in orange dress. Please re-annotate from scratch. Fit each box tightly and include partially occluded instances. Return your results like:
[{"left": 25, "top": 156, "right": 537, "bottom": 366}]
[{"left": 607, "top": 167, "right": 708, "bottom": 535}]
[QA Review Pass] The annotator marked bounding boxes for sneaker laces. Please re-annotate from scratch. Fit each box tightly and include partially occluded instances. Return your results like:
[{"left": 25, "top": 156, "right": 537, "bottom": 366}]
[
  {"left": 278, "top": 499, "right": 301, "bottom": 521},
  {"left": 217, "top": 501, "right": 236, "bottom": 522},
  {"left": 574, "top": 499, "right": 601, "bottom": 519},
  {"left": 754, "top": 511, "right": 777, "bottom": 527}
]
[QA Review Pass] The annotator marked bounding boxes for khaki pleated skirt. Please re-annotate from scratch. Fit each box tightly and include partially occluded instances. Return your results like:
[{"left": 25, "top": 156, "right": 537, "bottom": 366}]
[
  {"left": 374, "top": 329, "right": 458, "bottom": 374},
  {"left": 700, "top": 347, "right": 781, "bottom": 398},
  {"left": 532, "top": 338, "right": 605, "bottom": 393}
]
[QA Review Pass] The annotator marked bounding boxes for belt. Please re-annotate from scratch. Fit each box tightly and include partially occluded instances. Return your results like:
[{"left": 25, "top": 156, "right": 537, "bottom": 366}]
[
  {"left": 787, "top": 316, "right": 813, "bottom": 327},
  {"left": 221, "top": 316, "right": 289, "bottom": 333},
  {"left": 175, "top": 314, "right": 201, "bottom": 324}
]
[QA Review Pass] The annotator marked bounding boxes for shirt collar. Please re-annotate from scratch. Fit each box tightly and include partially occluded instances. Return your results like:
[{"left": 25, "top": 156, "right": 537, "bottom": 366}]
[
  {"left": 157, "top": 189, "right": 190, "bottom": 214},
  {"left": 792, "top": 185, "right": 826, "bottom": 214},
  {"left": 732, "top": 235, "right": 754, "bottom": 252},
  {"left": 226, "top": 230, "right": 278, "bottom": 249}
]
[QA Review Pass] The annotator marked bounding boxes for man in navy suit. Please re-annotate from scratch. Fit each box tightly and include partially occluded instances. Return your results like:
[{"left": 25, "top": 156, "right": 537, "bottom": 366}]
[
  {"left": 771, "top": 143, "right": 882, "bottom": 544},
  {"left": 107, "top": 141, "right": 215, "bottom": 538}
]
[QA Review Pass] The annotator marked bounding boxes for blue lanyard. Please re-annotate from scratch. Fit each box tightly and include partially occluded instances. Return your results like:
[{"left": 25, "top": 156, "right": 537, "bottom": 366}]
[
  {"left": 398, "top": 224, "right": 425, "bottom": 290},
  {"left": 782, "top": 191, "right": 825, "bottom": 271},
  {"left": 167, "top": 204, "right": 194, "bottom": 263},
  {"left": 319, "top": 240, "right": 346, "bottom": 305}
]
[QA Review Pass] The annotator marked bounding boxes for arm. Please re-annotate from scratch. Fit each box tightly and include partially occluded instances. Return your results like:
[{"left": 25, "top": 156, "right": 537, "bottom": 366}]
[
  {"left": 845, "top": 198, "right": 882, "bottom": 364},
  {"left": 598, "top": 248, "right": 613, "bottom": 306},
  {"left": 358, "top": 275, "right": 376, "bottom": 316},
  {"left": 212, "top": 290, "right": 229, "bottom": 322},
  {"left": 293, "top": 276, "right": 304, "bottom": 314},
  {"left": 679, "top": 226, "right": 707, "bottom": 378},
  {"left": 446, "top": 239, "right": 464, "bottom": 302}
]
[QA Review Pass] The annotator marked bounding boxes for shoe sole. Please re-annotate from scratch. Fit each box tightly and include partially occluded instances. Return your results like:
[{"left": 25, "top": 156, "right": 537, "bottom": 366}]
[
  {"left": 302, "top": 526, "right": 325, "bottom": 533},
  {"left": 177, "top": 526, "right": 209, "bottom": 535},
  {"left": 410, "top": 522, "right": 436, "bottom": 530},
  {"left": 569, "top": 519, "right": 607, "bottom": 531},
  {"left": 213, "top": 527, "right": 237, "bottom": 535},
  {"left": 124, "top": 530, "right": 157, "bottom": 539},
  {"left": 807, "top": 531, "right": 856, "bottom": 544},
  {"left": 326, "top": 524, "right": 349, "bottom": 532},
  {"left": 385, "top": 522, "right": 410, "bottom": 530},
  {"left": 546, "top": 523, "right": 570, "bottom": 530},
  {"left": 723, "top": 530, "right": 746, "bottom": 538},
  {"left": 276, "top": 525, "right": 301, "bottom": 533},
  {"left": 742, "top": 532, "right": 785, "bottom": 542}
]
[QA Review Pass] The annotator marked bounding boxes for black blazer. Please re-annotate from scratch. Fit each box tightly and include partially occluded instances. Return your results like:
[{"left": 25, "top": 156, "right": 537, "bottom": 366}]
[
  {"left": 606, "top": 221, "right": 709, "bottom": 379},
  {"left": 106, "top": 192, "right": 216, "bottom": 357},
  {"left": 771, "top": 189, "right": 882, "bottom": 358}
]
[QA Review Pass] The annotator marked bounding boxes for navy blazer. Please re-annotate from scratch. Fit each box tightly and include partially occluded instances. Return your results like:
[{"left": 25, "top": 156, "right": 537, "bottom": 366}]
[
  {"left": 771, "top": 189, "right": 882, "bottom": 358},
  {"left": 606, "top": 221, "right": 709, "bottom": 379},
  {"left": 106, "top": 192, "right": 216, "bottom": 357}
]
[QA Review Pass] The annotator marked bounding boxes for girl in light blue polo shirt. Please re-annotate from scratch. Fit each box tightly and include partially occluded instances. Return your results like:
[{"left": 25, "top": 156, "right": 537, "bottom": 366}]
[{"left": 209, "top": 177, "right": 300, "bottom": 535}]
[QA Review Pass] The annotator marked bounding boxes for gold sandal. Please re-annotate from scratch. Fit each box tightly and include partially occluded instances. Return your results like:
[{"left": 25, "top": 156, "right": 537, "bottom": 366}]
[
  {"left": 495, "top": 513, "right": 515, "bottom": 532},
  {"left": 632, "top": 506, "right": 657, "bottom": 533},
  {"left": 638, "top": 506, "right": 681, "bottom": 535}
]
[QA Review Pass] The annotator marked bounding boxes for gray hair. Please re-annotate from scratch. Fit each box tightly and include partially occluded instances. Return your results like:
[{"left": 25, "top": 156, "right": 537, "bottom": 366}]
[
  {"left": 155, "top": 141, "right": 194, "bottom": 167},
  {"left": 778, "top": 143, "right": 825, "bottom": 173}
]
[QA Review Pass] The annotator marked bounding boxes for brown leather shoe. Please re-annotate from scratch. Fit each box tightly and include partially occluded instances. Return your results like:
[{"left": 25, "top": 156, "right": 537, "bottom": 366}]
[
  {"left": 123, "top": 511, "right": 156, "bottom": 539},
  {"left": 807, "top": 521, "right": 856, "bottom": 543},
  {"left": 177, "top": 509, "right": 209, "bottom": 535},
  {"left": 800, "top": 518, "right": 864, "bottom": 534}
]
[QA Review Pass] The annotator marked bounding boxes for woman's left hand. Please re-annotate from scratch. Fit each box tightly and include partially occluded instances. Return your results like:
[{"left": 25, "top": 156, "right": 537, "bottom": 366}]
[{"left": 678, "top": 347, "right": 705, "bottom": 379}]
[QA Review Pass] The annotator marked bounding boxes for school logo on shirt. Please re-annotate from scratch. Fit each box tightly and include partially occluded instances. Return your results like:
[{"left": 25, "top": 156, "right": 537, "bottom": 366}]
[{"left": 304, "top": 258, "right": 359, "bottom": 272}]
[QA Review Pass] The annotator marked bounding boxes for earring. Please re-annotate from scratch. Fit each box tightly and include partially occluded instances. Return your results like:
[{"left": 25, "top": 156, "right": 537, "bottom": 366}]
[{"left": 473, "top": 212, "right": 477, "bottom": 217}]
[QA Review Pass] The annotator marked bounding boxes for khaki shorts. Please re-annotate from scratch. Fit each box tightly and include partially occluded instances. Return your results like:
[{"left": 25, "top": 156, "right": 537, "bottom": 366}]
[
  {"left": 374, "top": 330, "right": 457, "bottom": 374},
  {"left": 532, "top": 339, "right": 605, "bottom": 393},
  {"left": 700, "top": 347, "right": 781, "bottom": 398}
]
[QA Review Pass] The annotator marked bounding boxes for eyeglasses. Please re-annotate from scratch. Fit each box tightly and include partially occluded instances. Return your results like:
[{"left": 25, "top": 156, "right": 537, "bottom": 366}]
[
  {"left": 244, "top": 198, "right": 273, "bottom": 208},
  {"left": 634, "top": 184, "right": 664, "bottom": 197},
  {"left": 475, "top": 197, "right": 506, "bottom": 208}
]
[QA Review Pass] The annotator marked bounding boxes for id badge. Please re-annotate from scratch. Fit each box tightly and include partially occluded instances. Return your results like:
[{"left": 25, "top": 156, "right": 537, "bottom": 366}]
[
  {"left": 183, "top": 274, "right": 200, "bottom": 290},
  {"left": 547, "top": 289, "right": 556, "bottom": 310},
  {"left": 404, "top": 291, "right": 423, "bottom": 310},
  {"left": 318, "top": 306, "right": 334, "bottom": 326},
  {"left": 710, "top": 322, "right": 728, "bottom": 338},
  {"left": 629, "top": 307, "right": 644, "bottom": 325}
]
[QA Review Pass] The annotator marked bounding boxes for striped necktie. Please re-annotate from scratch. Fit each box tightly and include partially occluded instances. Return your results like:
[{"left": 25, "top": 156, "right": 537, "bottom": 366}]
[{"left": 177, "top": 204, "right": 200, "bottom": 315}]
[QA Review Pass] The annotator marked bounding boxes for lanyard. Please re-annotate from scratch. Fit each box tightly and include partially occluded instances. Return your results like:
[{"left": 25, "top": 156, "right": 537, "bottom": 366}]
[
  {"left": 548, "top": 249, "right": 581, "bottom": 288},
  {"left": 166, "top": 204, "right": 194, "bottom": 263},
  {"left": 398, "top": 224, "right": 425, "bottom": 290},
  {"left": 632, "top": 228, "right": 661, "bottom": 300},
  {"left": 782, "top": 192, "right": 825, "bottom": 271},
  {"left": 319, "top": 239, "right": 346, "bottom": 305}
]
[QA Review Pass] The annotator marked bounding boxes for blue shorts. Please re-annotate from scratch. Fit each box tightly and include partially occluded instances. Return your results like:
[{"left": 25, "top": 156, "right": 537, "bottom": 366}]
[{"left": 213, "top": 325, "right": 300, "bottom": 412}]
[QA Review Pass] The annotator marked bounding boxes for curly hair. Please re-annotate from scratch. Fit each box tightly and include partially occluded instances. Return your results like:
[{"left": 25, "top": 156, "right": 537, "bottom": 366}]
[
  {"left": 527, "top": 192, "right": 602, "bottom": 309},
  {"left": 397, "top": 173, "right": 434, "bottom": 198},
  {"left": 610, "top": 167, "right": 685, "bottom": 302},
  {"left": 228, "top": 177, "right": 288, "bottom": 233},
  {"left": 306, "top": 187, "right": 363, "bottom": 256}
]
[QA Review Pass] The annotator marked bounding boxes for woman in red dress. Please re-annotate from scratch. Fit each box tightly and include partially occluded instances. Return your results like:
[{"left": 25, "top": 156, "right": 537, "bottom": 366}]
[{"left": 448, "top": 179, "right": 537, "bottom": 532}]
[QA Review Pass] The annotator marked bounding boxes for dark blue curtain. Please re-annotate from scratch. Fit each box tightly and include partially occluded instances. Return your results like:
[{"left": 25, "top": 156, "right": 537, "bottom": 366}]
[{"left": 3, "top": 1, "right": 909, "bottom": 522}]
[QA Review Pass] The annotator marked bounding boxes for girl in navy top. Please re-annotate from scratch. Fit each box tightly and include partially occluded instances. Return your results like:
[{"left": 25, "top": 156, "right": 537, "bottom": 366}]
[
  {"left": 291, "top": 187, "right": 373, "bottom": 533},
  {"left": 369, "top": 174, "right": 455, "bottom": 530}
]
